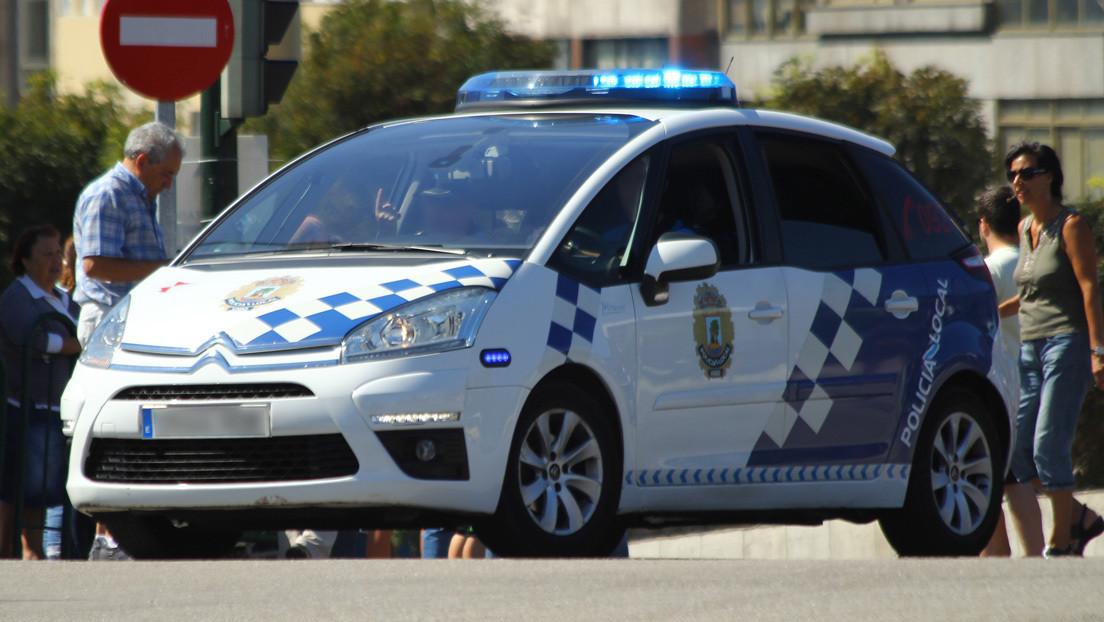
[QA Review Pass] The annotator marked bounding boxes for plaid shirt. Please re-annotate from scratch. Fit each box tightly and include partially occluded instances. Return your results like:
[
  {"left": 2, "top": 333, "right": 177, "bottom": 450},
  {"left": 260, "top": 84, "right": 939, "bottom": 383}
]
[{"left": 73, "top": 163, "right": 166, "bottom": 306}]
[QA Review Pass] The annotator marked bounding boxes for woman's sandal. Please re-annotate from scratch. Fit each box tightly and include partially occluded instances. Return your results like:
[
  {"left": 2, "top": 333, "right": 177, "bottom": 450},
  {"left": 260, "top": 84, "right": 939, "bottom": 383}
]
[{"left": 1070, "top": 505, "right": 1104, "bottom": 556}]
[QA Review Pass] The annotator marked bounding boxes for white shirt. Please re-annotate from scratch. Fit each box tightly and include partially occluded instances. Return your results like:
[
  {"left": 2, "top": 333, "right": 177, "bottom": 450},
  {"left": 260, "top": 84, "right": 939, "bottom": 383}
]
[
  {"left": 18, "top": 275, "right": 77, "bottom": 354},
  {"left": 985, "top": 245, "right": 1021, "bottom": 364}
]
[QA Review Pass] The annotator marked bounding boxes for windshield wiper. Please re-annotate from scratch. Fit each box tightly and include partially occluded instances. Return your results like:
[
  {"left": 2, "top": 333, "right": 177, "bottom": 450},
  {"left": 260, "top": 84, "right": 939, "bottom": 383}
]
[{"left": 328, "top": 242, "right": 467, "bottom": 255}]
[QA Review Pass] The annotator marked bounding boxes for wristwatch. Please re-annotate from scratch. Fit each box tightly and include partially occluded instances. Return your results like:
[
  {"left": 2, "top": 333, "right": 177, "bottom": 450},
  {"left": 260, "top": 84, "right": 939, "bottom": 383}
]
[{"left": 1092, "top": 346, "right": 1104, "bottom": 358}]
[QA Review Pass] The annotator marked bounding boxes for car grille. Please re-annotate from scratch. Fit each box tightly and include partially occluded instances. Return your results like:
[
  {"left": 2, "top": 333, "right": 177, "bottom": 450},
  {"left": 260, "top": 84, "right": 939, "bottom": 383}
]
[
  {"left": 85, "top": 434, "right": 359, "bottom": 484},
  {"left": 112, "top": 383, "right": 314, "bottom": 401}
]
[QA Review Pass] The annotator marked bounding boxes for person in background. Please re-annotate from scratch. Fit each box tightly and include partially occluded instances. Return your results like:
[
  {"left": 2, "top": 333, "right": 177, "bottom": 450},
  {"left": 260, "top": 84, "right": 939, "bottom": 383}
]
[
  {"left": 421, "top": 528, "right": 452, "bottom": 559},
  {"left": 58, "top": 237, "right": 75, "bottom": 294},
  {"left": 976, "top": 186, "right": 1044, "bottom": 557},
  {"left": 0, "top": 225, "right": 80, "bottom": 559},
  {"left": 73, "top": 121, "right": 182, "bottom": 560},
  {"left": 282, "top": 529, "right": 337, "bottom": 559},
  {"left": 73, "top": 121, "right": 179, "bottom": 344},
  {"left": 41, "top": 235, "right": 79, "bottom": 560},
  {"left": 448, "top": 526, "right": 485, "bottom": 559},
  {"left": 1002, "top": 142, "right": 1104, "bottom": 556}
]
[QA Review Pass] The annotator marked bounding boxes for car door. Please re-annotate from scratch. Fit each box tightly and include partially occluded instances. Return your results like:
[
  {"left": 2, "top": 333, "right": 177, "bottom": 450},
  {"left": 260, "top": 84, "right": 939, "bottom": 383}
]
[
  {"left": 746, "top": 132, "right": 929, "bottom": 472},
  {"left": 631, "top": 137, "right": 790, "bottom": 496}
]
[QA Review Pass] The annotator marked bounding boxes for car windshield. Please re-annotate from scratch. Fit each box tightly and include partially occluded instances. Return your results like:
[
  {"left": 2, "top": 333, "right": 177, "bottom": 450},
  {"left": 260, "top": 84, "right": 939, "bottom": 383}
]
[{"left": 182, "top": 113, "right": 656, "bottom": 261}]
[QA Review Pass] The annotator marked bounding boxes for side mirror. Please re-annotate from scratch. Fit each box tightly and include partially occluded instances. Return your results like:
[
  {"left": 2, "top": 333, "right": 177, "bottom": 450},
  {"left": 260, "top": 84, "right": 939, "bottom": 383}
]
[{"left": 640, "top": 233, "right": 720, "bottom": 306}]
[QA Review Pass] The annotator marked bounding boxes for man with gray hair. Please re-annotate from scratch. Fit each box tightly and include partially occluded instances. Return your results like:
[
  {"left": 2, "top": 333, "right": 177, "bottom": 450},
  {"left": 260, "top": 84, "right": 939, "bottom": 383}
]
[
  {"left": 73, "top": 121, "right": 183, "bottom": 345},
  {"left": 72, "top": 121, "right": 183, "bottom": 560}
]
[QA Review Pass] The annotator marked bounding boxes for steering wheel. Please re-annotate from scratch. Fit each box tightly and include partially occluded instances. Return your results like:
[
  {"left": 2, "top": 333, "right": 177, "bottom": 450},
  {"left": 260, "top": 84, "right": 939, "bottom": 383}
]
[{"left": 558, "top": 226, "right": 612, "bottom": 270}]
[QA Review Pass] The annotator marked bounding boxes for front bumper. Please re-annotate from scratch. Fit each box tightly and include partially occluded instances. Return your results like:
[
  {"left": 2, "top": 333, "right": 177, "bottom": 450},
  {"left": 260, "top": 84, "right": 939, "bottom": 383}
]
[{"left": 63, "top": 348, "right": 528, "bottom": 517}]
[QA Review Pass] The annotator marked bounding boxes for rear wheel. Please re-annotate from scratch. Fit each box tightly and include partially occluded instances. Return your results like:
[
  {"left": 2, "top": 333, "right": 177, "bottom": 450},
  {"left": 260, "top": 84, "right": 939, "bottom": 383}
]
[
  {"left": 477, "top": 382, "right": 624, "bottom": 557},
  {"left": 103, "top": 514, "right": 242, "bottom": 560},
  {"left": 879, "top": 388, "right": 1004, "bottom": 556}
]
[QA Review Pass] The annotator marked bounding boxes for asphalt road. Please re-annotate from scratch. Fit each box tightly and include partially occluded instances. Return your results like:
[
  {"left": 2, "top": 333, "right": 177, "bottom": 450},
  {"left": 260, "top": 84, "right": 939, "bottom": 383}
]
[{"left": 1, "top": 558, "right": 1102, "bottom": 621}]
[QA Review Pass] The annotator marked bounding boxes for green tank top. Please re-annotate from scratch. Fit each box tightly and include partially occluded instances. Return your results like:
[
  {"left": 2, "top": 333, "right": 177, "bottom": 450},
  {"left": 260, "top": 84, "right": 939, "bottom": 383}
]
[{"left": 1013, "top": 207, "right": 1088, "bottom": 340}]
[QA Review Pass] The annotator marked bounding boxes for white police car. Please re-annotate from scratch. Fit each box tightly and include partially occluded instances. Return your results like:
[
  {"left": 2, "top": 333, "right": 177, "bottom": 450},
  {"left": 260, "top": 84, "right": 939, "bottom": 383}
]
[{"left": 62, "top": 69, "right": 1016, "bottom": 558}]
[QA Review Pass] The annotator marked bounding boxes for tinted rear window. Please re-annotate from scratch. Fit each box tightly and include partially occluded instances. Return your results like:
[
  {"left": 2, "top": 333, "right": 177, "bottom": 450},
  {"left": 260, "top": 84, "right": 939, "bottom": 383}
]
[
  {"left": 759, "top": 134, "right": 886, "bottom": 270},
  {"left": 853, "top": 149, "right": 969, "bottom": 260}
]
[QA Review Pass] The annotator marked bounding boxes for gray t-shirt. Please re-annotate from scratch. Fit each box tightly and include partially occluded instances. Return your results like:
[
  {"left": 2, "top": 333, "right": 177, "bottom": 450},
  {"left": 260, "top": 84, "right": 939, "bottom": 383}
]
[{"left": 1014, "top": 208, "right": 1088, "bottom": 340}]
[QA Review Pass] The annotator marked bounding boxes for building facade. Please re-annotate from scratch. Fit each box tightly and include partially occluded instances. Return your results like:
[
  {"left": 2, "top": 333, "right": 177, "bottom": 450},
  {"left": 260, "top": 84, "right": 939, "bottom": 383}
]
[
  {"left": 1, "top": 0, "right": 50, "bottom": 107},
  {"left": 491, "top": 0, "right": 1104, "bottom": 201},
  {"left": 42, "top": 0, "right": 1104, "bottom": 200}
]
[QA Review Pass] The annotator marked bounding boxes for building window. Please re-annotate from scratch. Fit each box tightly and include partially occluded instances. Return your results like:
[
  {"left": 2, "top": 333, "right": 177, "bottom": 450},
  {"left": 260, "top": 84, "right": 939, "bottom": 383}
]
[
  {"left": 725, "top": 0, "right": 809, "bottom": 38},
  {"left": 999, "top": 0, "right": 1104, "bottom": 29},
  {"left": 551, "top": 40, "right": 571, "bottom": 70},
  {"left": 998, "top": 100, "right": 1104, "bottom": 201},
  {"left": 582, "top": 38, "right": 667, "bottom": 69},
  {"left": 21, "top": 0, "right": 49, "bottom": 64}
]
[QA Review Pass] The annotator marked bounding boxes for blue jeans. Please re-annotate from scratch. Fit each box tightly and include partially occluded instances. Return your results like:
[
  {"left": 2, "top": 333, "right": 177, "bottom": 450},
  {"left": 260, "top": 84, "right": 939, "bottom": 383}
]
[
  {"left": 0, "top": 407, "right": 67, "bottom": 507},
  {"left": 1012, "top": 332, "right": 1092, "bottom": 490},
  {"left": 421, "top": 528, "right": 452, "bottom": 559}
]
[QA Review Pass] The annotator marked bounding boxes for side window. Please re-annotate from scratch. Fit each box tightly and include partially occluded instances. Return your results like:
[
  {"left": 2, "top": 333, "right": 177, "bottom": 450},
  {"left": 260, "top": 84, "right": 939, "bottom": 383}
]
[
  {"left": 652, "top": 141, "right": 746, "bottom": 267},
  {"left": 548, "top": 155, "right": 650, "bottom": 286},
  {"left": 852, "top": 149, "right": 970, "bottom": 260},
  {"left": 759, "top": 134, "right": 886, "bottom": 270}
]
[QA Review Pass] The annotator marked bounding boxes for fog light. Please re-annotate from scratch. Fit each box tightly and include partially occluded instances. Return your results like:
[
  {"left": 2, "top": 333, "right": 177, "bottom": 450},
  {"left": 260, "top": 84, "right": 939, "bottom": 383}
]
[{"left": 415, "top": 439, "right": 437, "bottom": 462}]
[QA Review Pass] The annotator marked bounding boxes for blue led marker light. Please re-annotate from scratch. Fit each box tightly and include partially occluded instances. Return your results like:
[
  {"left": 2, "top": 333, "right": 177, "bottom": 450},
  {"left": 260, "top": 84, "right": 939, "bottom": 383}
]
[
  {"left": 455, "top": 69, "right": 738, "bottom": 111},
  {"left": 480, "top": 349, "right": 511, "bottom": 367}
]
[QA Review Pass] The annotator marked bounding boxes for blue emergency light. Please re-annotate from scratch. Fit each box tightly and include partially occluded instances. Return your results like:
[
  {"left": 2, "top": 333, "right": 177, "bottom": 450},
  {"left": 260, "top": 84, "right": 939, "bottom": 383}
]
[
  {"left": 455, "top": 69, "right": 739, "bottom": 111},
  {"left": 480, "top": 348, "right": 512, "bottom": 368}
]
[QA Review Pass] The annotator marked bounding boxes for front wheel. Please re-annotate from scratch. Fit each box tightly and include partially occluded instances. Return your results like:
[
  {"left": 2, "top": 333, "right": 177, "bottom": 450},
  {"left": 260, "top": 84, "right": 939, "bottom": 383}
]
[
  {"left": 879, "top": 388, "right": 1004, "bottom": 556},
  {"left": 477, "top": 381, "right": 624, "bottom": 557},
  {"left": 102, "top": 514, "right": 242, "bottom": 560}
]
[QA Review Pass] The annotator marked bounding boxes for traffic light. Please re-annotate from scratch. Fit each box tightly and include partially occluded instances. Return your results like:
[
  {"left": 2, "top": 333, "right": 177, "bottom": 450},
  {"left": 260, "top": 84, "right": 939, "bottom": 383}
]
[{"left": 223, "top": 0, "right": 300, "bottom": 119}]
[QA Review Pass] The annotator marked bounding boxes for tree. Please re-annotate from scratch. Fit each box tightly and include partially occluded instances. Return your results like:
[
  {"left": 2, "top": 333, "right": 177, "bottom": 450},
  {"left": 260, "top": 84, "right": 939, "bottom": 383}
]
[
  {"left": 1069, "top": 195, "right": 1104, "bottom": 488},
  {"left": 254, "top": 0, "right": 557, "bottom": 164},
  {"left": 755, "top": 50, "right": 993, "bottom": 222},
  {"left": 0, "top": 72, "right": 138, "bottom": 286}
]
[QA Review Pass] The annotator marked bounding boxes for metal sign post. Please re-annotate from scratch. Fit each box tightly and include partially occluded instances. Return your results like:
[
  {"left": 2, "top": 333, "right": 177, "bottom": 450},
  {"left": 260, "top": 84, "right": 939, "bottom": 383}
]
[{"left": 155, "top": 101, "right": 178, "bottom": 256}]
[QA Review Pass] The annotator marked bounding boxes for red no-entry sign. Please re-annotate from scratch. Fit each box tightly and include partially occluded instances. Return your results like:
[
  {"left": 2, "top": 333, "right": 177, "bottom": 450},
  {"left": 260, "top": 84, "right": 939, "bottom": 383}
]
[{"left": 100, "top": 0, "right": 235, "bottom": 102}]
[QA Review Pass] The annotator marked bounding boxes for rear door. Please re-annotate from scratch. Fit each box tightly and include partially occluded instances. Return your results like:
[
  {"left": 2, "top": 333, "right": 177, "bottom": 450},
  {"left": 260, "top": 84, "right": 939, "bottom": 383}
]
[{"left": 746, "top": 132, "right": 929, "bottom": 474}]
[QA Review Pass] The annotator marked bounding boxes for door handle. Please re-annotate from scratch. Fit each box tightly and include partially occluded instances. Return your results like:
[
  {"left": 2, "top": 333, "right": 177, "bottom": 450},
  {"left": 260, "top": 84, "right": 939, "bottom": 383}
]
[
  {"left": 885, "top": 290, "right": 919, "bottom": 319},
  {"left": 748, "top": 302, "right": 784, "bottom": 323}
]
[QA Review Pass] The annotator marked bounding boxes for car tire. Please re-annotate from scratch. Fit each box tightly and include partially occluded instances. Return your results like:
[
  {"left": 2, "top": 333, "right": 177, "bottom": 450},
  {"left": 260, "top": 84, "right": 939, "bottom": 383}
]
[
  {"left": 477, "top": 381, "right": 624, "bottom": 557},
  {"left": 879, "top": 387, "right": 1004, "bottom": 556},
  {"left": 103, "top": 514, "right": 242, "bottom": 560}
]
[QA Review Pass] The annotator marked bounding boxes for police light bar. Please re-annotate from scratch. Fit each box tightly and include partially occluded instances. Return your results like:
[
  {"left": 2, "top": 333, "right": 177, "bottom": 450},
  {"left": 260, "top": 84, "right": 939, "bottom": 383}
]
[{"left": 455, "top": 69, "right": 739, "bottom": 111}]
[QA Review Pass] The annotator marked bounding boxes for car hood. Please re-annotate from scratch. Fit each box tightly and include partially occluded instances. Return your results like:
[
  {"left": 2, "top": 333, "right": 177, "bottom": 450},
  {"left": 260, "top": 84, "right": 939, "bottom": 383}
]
[{"left": 121, "top": 257, "right": 522, "bottom": 354}]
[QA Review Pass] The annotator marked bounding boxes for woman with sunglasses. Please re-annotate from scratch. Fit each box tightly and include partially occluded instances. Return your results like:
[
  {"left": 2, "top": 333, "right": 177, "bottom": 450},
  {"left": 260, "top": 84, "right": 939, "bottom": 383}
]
[{"left": 1002, "top": 141, "right": 1104, "bottom": 556}]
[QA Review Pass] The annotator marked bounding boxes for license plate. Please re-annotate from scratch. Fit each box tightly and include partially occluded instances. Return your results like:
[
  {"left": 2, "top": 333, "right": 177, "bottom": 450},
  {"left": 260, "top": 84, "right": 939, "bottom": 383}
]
[{"left": 140, "top": 404, "right": 271, "bottom": 439}]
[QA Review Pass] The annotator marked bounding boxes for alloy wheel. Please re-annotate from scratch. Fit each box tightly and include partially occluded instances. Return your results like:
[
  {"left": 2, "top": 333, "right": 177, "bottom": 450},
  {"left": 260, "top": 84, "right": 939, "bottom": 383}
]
[{"left": 516, "top": 409, "right": 604, "bottom": 536}]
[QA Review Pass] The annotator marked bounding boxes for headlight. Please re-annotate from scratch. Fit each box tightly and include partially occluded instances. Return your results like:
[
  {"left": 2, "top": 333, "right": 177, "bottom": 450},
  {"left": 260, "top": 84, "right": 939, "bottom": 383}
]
[
  {"left": 79, "top": 295, "right": 130, "bottom": 369},
  {"left": 341, "top": 287, "right": 496, "bottom": 363}
]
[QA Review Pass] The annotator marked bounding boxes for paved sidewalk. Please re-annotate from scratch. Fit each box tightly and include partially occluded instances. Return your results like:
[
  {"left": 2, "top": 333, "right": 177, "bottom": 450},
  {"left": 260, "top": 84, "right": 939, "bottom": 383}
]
[{"left": 628, "top": 489, "right": 1104, "bottom": 559}]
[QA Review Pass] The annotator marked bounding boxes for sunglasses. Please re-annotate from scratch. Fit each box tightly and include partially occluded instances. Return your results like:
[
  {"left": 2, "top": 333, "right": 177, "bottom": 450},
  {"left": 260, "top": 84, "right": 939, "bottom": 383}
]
[{"left": 1007, "top": 166, "right": 1046, "bottom": 182}]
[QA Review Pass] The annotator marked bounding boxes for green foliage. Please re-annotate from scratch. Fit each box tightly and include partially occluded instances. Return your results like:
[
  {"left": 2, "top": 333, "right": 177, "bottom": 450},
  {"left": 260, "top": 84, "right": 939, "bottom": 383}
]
[
  {"left": 1070, "top": 195, "right": 1104, "bottom": 488},
  {"left": 0, "top": 72, "right": 138, "bottom": 286},
  {"left": 252, "top": 0, "right": 556, "bottom": 164},
  {"left": 754, "top": 50, "right": 993, "bottom": 223}
]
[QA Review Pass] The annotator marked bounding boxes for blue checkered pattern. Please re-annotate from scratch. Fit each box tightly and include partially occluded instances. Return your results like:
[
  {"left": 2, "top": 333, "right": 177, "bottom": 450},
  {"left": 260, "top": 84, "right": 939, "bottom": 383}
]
[
  {"left": 759, "top": 268, "right": 883, "bottom": 448},
  {"left": 625, "top": 463, "right": 909, "bottom": 487},
  {"left": 546, "top": 275, "right": 601, "bottom": 362},
  {"left": 225, "top": 258, "right": 521, "bottom": 349},
  {"left": 73, "top": 163, "right": 167, "bottom": 306}
]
